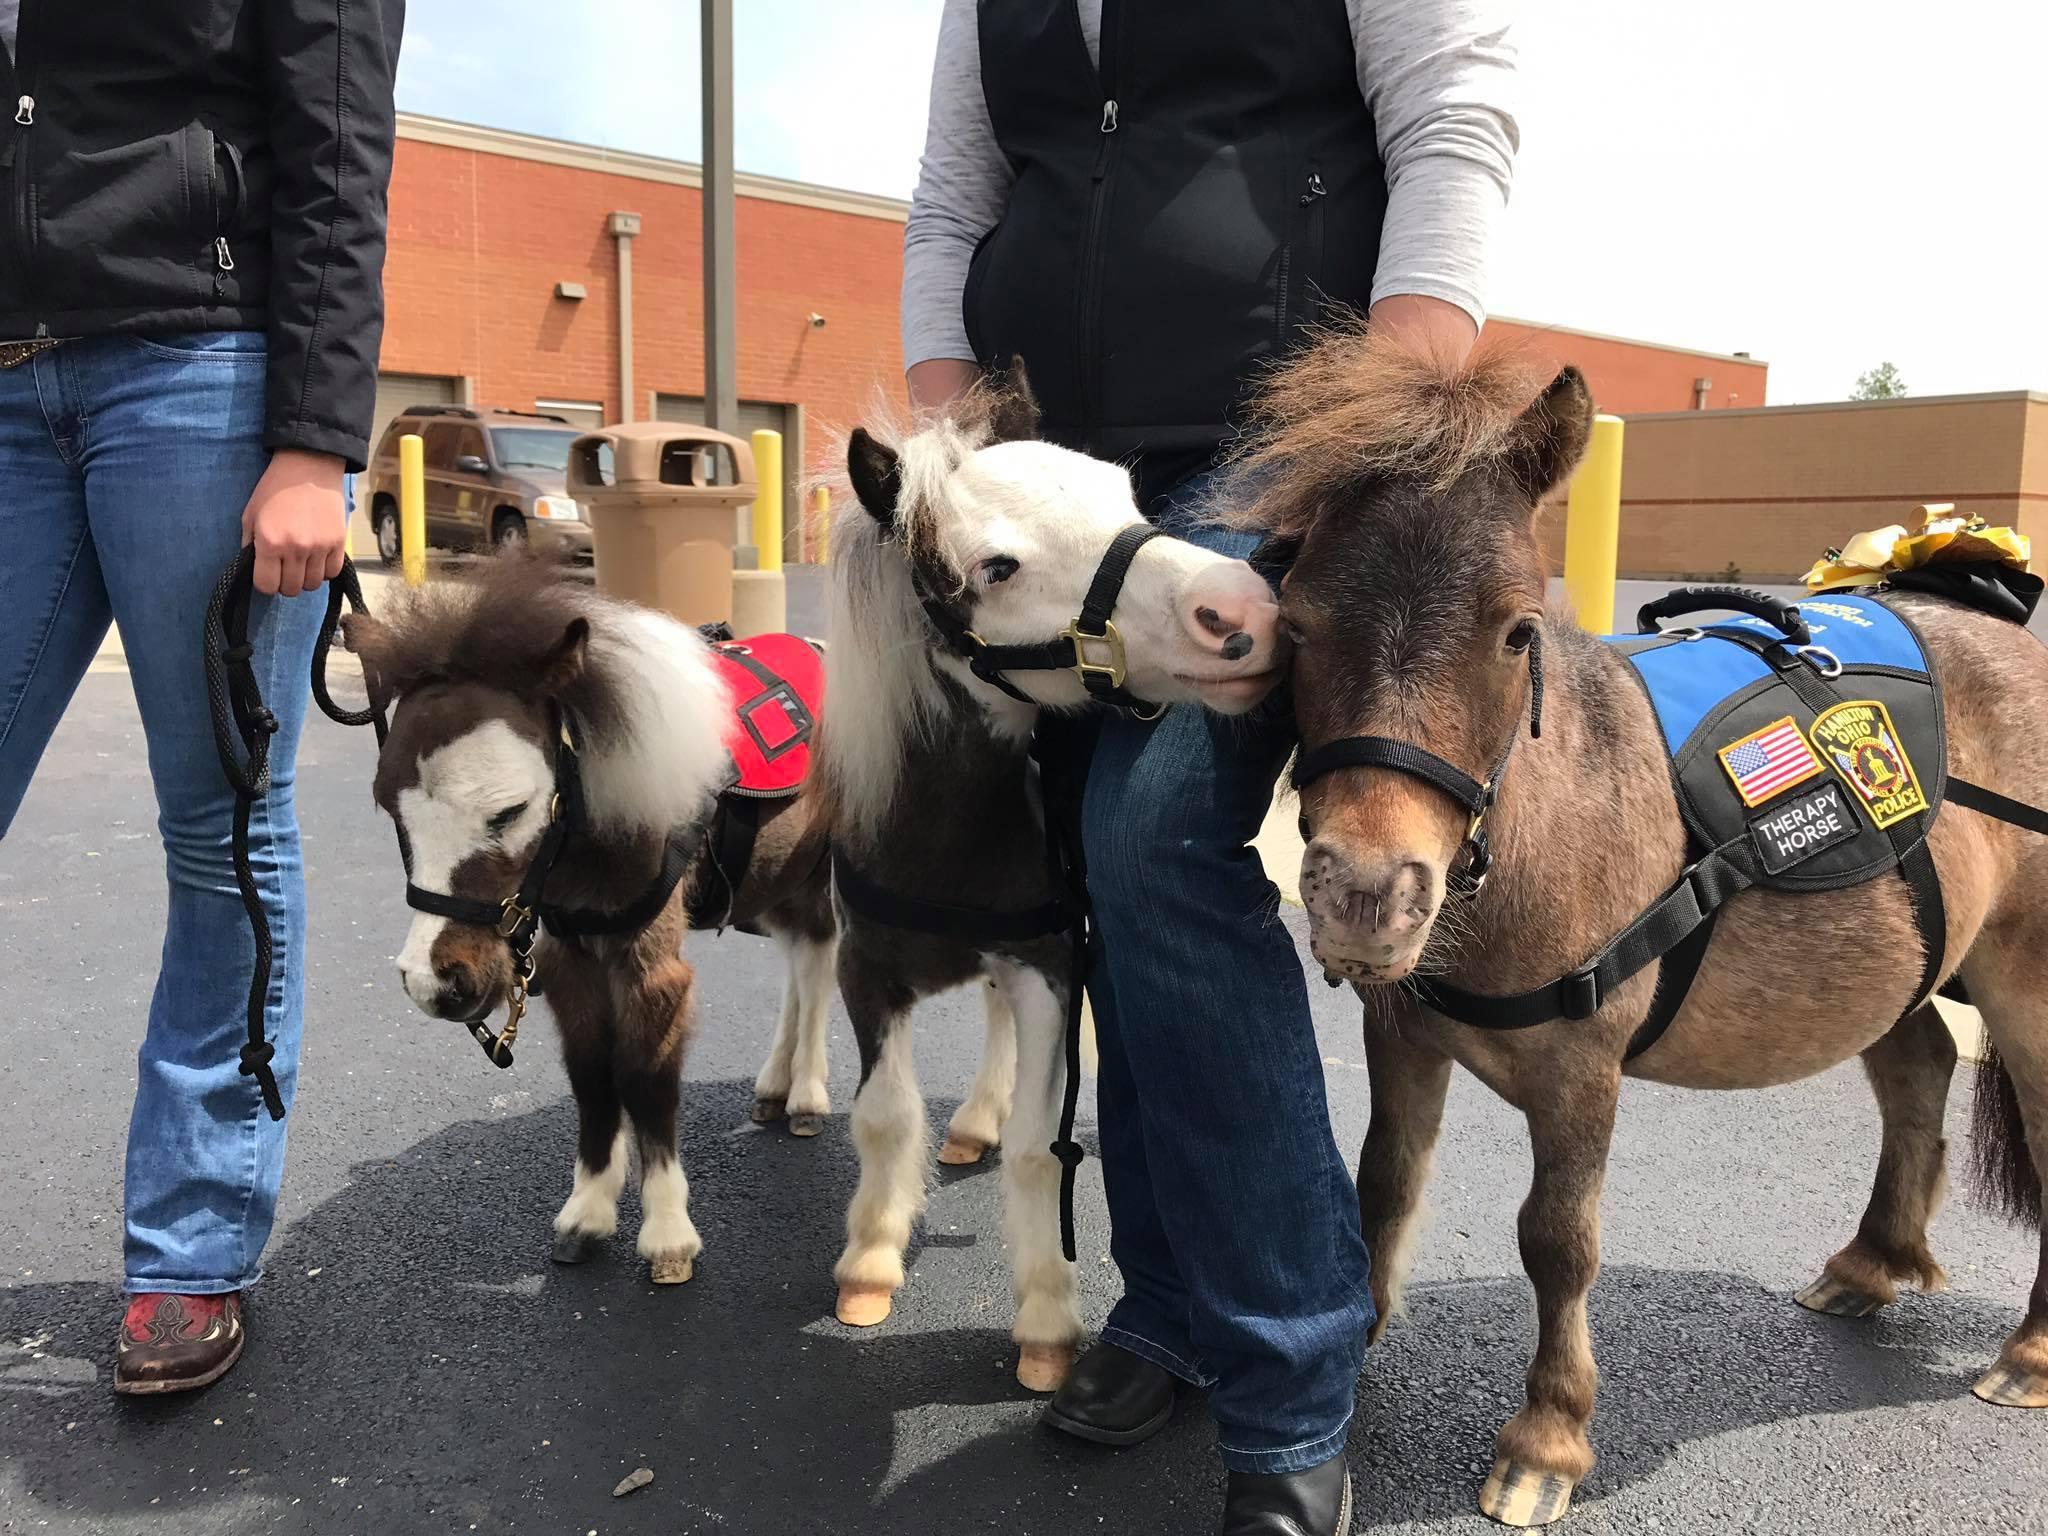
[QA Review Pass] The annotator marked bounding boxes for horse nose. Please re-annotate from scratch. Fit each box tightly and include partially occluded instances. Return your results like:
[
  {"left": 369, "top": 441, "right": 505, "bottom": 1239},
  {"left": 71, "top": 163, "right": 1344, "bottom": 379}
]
[
  {"left": 1301, "top": 839, "right": 1434, "bottom": 936},
  {"left": 436, "top": 959, "right": 479, "bottom": 1015},
  {"left": 1183, "top": 565, "right": 1278, "bottom": 662}
]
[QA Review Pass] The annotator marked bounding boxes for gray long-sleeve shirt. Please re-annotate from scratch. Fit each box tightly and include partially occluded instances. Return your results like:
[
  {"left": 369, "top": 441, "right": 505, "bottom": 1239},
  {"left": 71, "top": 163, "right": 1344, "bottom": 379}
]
[{"left": 902, "top": 0, "right": 1520, "bottom": 370}]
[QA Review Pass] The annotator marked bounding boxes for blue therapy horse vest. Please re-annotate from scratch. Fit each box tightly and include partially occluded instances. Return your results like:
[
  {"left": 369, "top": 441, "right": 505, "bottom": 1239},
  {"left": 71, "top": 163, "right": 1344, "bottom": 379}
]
[{"left": 1615, "top": 592, "right": 1944, "bottom": 893}]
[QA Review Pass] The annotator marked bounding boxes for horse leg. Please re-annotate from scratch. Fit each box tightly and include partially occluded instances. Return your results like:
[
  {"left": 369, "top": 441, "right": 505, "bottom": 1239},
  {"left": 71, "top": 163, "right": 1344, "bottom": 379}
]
[
  {"left": 620, "top": 953, "right": 701, "bottom": 1284},
  {"left": 549, "top": 970, "right": 628, "bottom": 1264},
  {"left": 833, "top": 965, "right": 925, "bottom": 1328},
  {"left": 1357, "top": 1019, "right": 1454, "bottom": 1346},
  {"left": 1797, "top": 1002, "right": 1955, "bottom": 1318},
  {"left": 1958, "top": 946, "right": 2048, "bottom": 1408},
  {"left": 941, "top": 979, "right": 1017, "bottom": 1166},
  {"left": 781, "top": 929, "right": 837, "bottom": 1138},
  {"left": 1480, "top": 1067, "right": 1620, "bottom": 1529},
  {"left": 989, "top": 959, "right": 1081, "bottom": 1391},
  {"left": 750, "top": 932, "right": 803, "bottom": 1126}
]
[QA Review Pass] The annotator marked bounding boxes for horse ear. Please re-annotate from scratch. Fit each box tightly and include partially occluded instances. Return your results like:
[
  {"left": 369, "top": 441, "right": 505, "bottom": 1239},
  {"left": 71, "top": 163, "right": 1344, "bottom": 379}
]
[
  {"left": 1504, "top": 367, "right": 1595, "bottom": 503},
  {"left": 537, "top": 616, "right": 590, "bottom": 694},
  {"left": 339, "top": 612, "right": 403, "bottom": 700},
  {"left": 984, "top": 356, "right": 1041, "bottom": 444},
  {"left": 847, "top": 427, "right": 903, "bottom": 530}
]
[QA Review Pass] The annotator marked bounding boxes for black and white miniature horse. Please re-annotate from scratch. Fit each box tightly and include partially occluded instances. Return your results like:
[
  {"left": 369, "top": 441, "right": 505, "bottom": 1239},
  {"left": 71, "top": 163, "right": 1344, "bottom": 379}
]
[{"left": 822, "top": 378, "right": 1286, "bottom": 1389}]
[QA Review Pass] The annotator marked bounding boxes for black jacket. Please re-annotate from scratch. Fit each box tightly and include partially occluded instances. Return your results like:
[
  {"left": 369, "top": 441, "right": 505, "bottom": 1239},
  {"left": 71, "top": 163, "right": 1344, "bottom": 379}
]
[
  {"left": 0, "top": 0, "right": 404, "bottom": 470},
  {"left": 965, "top": 0, "right": 1386, "bottom": 461}
]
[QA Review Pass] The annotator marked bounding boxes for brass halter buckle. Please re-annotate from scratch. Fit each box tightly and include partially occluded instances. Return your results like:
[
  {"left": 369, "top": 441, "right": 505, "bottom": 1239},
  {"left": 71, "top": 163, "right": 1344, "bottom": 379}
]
[
  {"left": 497, "top": 896, "right": 534, "bottom": 940},
  {"left": 1062, "top": 619, "right": 1129, "bottom": 690}
]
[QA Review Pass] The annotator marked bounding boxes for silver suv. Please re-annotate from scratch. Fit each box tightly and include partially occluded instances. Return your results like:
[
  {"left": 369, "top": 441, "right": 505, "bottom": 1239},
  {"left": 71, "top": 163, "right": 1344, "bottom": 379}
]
[{"left": 361, "top": 406, "right": 593, "bottom": 563}]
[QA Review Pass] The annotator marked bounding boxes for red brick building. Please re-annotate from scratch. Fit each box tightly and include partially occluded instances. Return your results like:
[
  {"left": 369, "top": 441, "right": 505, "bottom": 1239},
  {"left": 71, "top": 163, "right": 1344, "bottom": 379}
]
[{"left": 375, "top": 114, "right": 1769, "bottom": 557}]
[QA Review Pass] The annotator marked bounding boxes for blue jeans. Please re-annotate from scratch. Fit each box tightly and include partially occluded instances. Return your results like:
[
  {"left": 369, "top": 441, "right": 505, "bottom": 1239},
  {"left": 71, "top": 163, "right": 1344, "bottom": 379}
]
[
  {"left": 1081, "top": 468, "right": 1373, "bottom": 1475},
  {"left": 0, "top": 331, "right": 332, "bottom": 1294}
]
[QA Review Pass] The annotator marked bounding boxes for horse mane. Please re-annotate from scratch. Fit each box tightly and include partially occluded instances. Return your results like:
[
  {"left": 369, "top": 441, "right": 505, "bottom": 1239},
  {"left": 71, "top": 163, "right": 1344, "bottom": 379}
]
[
  {"left": 813, "top": 376, "right": 1028, "bottom": 843},
  {"left": 1222, "top": 322, "right": 1547, "bottom": 539},
  {"left": 348, "top": 556, "right": 730, "bottom": 838}
]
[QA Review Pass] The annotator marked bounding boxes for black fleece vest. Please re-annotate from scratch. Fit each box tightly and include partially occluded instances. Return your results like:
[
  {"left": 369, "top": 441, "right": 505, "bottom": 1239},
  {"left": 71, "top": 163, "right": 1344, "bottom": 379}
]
[{"left": 964, "top": 0, "right": 1387, "bottom": 460}]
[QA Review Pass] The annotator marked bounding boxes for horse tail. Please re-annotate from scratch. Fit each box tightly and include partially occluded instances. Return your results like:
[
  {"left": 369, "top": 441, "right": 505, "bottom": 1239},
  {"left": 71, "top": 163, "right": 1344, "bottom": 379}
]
[{"left": 1968, "top": 1044, "right": 2043, "bottom": 1230}]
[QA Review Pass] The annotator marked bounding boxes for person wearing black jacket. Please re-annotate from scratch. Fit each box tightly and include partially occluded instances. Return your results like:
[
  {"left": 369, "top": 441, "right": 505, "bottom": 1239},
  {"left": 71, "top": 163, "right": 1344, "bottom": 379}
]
[{"left": 0, "top": 0, "right": 404, "bottom": 1394}]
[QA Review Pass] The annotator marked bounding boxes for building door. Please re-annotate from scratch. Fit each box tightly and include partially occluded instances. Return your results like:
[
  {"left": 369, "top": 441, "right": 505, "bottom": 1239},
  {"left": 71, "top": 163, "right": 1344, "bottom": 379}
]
[{"left": 654, "top": 395, "right": 802, "bottom": 562}]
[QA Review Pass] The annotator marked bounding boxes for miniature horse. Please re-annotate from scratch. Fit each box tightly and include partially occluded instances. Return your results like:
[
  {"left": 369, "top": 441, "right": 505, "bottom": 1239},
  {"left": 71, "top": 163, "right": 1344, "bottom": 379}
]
[
  {"left": 1234, "top": 330, "right": 2048, "bottom": 1524},
  {"left": 822, "top": 374, "right": 1285, "bottom": 1390},
  {"left": 343, "top": 558, "right": 834, "bottom": 1283}
]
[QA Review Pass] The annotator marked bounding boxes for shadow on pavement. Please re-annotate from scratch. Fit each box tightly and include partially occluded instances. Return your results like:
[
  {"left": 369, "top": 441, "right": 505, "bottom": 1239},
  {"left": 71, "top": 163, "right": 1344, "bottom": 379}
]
[{"left": 0, "top": 1075, "right": 2020, "bottom": 1535}]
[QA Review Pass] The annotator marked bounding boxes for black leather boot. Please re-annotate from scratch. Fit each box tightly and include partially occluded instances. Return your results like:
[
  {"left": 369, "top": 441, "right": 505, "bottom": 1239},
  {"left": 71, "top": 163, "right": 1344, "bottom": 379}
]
[
  {"left": 1220, "top": 1452, "right": 1352, "bottom": 1536},
  {"left": 1041, "top": 1339, "right": 1179, "bottom": 1446}
]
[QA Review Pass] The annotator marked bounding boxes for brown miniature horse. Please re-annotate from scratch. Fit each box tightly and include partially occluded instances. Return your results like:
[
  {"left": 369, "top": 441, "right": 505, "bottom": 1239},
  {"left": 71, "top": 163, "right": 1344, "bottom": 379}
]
[
  {"left": 1231, "top": 329, "right": 2048, "bottom": 1525},
  {"left": 343, "top": 558, "right": 833, "bottom": 1284}
]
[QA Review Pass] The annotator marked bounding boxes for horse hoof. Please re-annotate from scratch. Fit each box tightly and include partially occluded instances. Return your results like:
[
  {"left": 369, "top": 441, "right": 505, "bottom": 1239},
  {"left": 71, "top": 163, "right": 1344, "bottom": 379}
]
[
  {"left": 835, "top": 1285, "right": 894, "bottom": 1327},
  {"left": 938, "top": 1134, "right": 990, "bottom": 1166},
  {"left": 1015, "top": 1343, "right": 1075, "bottom": 1393},
  {"left": 647, "top": 1250, "right": 696, "bottom": 1286},
  {"left": 1794, "top": 1274, "right": 1886, "bottom": 1318},
  {"left": 1478, "top": 1459, "right": 1576, "bottom": 1527},
  {"left": 1974, "top": 1361, "right": 2048, "bottom": 1408},
  {"left": 752, "top": 1097, "right": 786, "bottom": 1124},
  {"left": 551, "top": 1230, "right": 603, "bottom": 1265},
  {"left": 788, "top": 1113, "right": 826, "bottom": 1138}
]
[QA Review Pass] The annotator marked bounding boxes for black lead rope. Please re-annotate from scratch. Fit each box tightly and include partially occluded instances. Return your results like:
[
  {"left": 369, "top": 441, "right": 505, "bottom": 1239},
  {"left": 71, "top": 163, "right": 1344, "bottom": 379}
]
[{"left": 204, "top": 549, "right": 386, "bottom": 1121}]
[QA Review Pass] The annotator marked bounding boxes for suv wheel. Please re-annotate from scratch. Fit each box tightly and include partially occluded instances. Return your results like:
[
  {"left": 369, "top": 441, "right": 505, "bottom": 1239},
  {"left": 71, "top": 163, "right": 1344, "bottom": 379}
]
[
  {"left": 493, "top": 512, "right": 528, "bottom": 551},
  {"left": 374, "top": 500, "right": 402, "bottom": 565}
]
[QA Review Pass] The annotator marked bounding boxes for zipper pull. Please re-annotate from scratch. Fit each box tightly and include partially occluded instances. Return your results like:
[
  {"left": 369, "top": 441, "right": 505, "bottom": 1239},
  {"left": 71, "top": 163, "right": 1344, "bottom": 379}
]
[
  {"left": 1100, "top": 100, "right": 1119, "bottom": 133},
  {"left": 215, "top": 236, "right": 235, "bottom": 272},
  {"left": 14, "top": 96, "right": 33, "bottom": 127},
  {"left": 1300, "top": 172, "right": 1326, "bottom": 206}
]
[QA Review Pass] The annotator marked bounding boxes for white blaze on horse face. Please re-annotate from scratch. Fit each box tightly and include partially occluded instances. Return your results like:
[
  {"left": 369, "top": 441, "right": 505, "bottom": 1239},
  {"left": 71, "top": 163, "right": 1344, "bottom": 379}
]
[
  {"left": 393, "top": 718, "right": 554, "bottom": 1013},
  {"left": 947, "top": 442, "right": 1282, "bottom": 715}
]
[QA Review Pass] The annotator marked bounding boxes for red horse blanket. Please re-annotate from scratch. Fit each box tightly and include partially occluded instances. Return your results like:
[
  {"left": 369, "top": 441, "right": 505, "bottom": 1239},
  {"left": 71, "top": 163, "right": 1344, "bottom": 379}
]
[{"left": 706, "top": 633, "right": 824, "bottom": 798}]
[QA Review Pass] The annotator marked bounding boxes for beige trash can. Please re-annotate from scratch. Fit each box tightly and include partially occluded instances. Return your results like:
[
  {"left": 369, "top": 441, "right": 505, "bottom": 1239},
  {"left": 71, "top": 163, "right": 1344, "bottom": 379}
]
[{"left": 568, "top": 423, "right": 757, "bottom": 628}]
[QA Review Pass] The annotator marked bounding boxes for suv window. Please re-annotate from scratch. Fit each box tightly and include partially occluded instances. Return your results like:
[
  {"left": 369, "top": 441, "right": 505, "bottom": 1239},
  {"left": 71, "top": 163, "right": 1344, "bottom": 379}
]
[
  {"left": 490, "top": 427, "right": 578, "bottom": 473},
  {"left": 420, "top": 421, "right": 462, "bottom": 470},
  {"left": 451, "top": 426, "right": 488, "bottom": 469}
]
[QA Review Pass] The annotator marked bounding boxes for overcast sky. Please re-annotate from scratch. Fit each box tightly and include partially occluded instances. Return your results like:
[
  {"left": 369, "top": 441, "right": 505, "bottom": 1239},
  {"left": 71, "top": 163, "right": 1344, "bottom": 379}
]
[{"left": 397, "top": 0, "right": 2047, "bottom": 406}]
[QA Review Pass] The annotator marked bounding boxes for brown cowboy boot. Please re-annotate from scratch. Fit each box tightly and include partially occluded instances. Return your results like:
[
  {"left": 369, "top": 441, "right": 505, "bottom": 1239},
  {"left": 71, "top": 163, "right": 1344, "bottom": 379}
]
[{"left": 113, "top": 1292, "right": 245, "bottom": 1395}]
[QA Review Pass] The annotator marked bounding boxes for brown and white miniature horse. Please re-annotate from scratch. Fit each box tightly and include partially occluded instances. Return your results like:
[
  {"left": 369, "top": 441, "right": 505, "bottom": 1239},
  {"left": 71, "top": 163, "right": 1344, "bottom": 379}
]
[
  {"left": 1232, "top": 330, "right": 2048, "bottom": 1525},
  {"left": 821, "top": 376, "right": 1285, "bottom": 1390},
  {"left": 343, "top": 558, "right": 834, "bottom": 1283}
]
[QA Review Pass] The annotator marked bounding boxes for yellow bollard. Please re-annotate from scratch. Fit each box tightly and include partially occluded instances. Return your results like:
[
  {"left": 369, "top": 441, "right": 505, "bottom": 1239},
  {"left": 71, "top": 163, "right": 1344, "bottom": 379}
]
[
  {"left": 1562, "top": 413, "right": 1624, "bottom": 633},
  {"left": 750, "top": 429, "right": 783, "bottom": 573},
  {"left": 399, "top": 431, "right": 427, "bottom": 588},
  {"left": 811, "top": 485, "right": 830, "bottom": 563}
]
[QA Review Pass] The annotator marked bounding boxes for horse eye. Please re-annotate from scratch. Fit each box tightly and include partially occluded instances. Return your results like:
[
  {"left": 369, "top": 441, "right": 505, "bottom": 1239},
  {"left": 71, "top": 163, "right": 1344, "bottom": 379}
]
[
  {"left": 1505, "top": 620, "right": 1539, "bottom": 654},
  {"left": 980, "top": 556, "right": 1020, "bottom": 585},
  {"left": 487, "top": 802, "right": 529, "bottom": 834}
]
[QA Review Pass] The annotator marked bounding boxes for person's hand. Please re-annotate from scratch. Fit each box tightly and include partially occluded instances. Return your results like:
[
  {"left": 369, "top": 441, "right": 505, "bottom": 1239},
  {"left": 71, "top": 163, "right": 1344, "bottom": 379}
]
[{"left": 242, "top": 449, "right": 349, "bottom": 597}]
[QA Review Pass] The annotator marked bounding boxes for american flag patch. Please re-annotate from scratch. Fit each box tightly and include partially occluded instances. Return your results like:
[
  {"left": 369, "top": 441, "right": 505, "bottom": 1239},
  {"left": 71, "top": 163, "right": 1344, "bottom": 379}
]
[{"left": 1718, "top": 716, "right": 1824, "bottom": 806}]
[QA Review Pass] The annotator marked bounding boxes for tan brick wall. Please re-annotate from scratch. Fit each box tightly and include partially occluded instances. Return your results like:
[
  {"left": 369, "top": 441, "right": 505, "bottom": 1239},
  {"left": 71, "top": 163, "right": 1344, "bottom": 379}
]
[{"left": 1538, "top": 393, "right": 2047, "bottom": 582}]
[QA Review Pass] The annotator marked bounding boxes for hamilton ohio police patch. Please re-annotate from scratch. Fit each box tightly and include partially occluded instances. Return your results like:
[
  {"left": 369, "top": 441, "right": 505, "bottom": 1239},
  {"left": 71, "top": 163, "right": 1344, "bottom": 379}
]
[{"left": 1808, "top": 699, "right": 1927, "bottom": 828}]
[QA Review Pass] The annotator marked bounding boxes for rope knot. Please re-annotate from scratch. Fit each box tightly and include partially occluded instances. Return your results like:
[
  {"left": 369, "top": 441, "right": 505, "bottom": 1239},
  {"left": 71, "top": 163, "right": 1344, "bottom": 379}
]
[
  {"left": 238, "top": 1040, "right": 277, "bottom": 1075},
  {"left": 1049, "top": 1138, "right": 1085, "bottom": 1171},
  {"left": 224, "top": 643, "right": 255, "bottom": 664}
]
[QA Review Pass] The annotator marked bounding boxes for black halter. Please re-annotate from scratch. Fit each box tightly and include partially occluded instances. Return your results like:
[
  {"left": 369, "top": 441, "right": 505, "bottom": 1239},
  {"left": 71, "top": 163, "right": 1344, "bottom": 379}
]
[
  {"left": 397, "top": 702, "right": 701, "bottom": 1065},
  {"left": 1291, "top": 631, "right": 1546, "bottom": 898},
  {"left": 915, "top": 523, "right": 1168, "bottom": 718}
]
